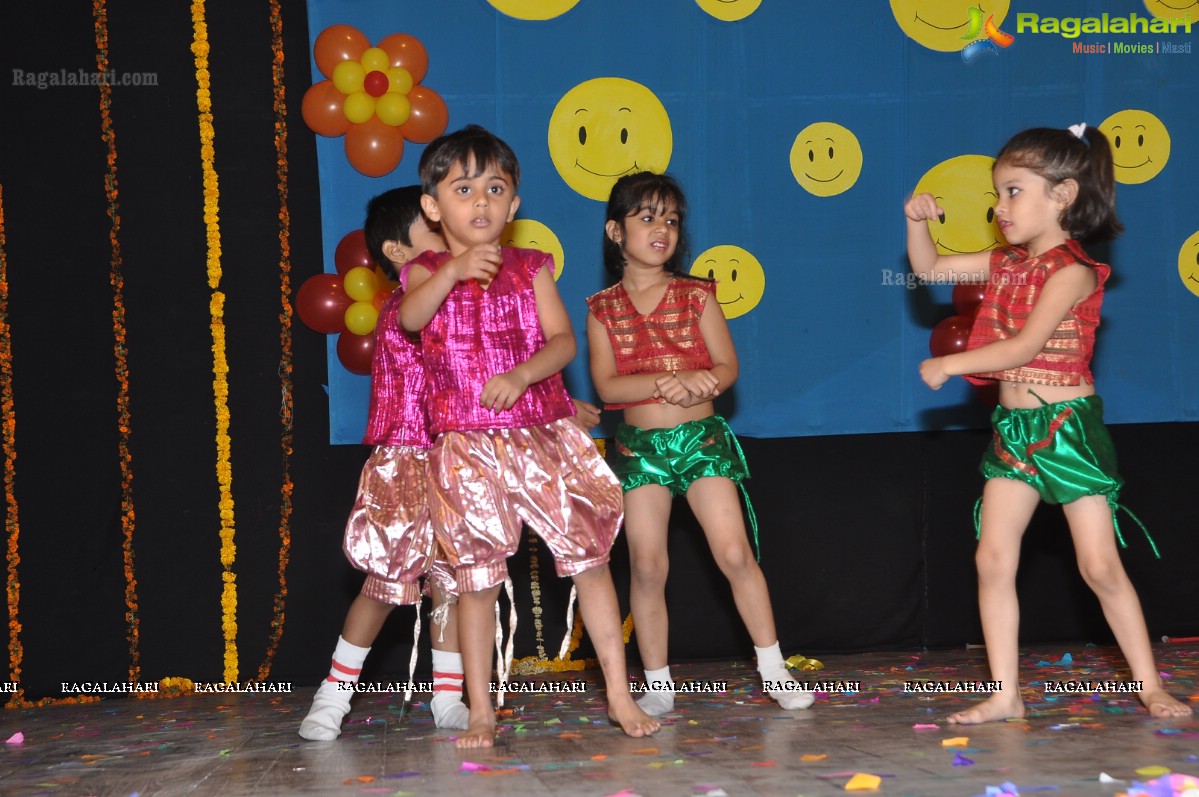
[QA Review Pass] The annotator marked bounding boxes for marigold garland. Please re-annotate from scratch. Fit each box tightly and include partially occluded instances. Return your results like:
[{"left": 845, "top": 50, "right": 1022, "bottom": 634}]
[
  {"left": 191, "top": 0, "right": 239, "bottom": 683},
  {"left": 256, "top": 0, "right": 294, "bottom": 682},
  {"left": 95, "top": 0, "right": 142, "bottom": 690},
  {"left": 1, "top": 184, "right": 24, "bottom": 709}
]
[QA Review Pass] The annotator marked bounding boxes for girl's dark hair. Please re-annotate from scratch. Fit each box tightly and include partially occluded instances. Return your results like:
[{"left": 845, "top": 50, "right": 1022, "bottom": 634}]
[
  {"left": 995, "top": 126, "right": 1123, "bottom": 243},
  {"left": 418, "top": 124, "right": 520, "bottom": 196},
  {"left": 603, "top": 172, "right": 689, "bottom": 279},
  {"left": 364, "top": 185, "right": 424, "bottom": 276}
]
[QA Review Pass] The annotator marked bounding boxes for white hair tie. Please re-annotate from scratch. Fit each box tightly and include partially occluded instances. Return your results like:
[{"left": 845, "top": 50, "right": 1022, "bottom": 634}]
[{"left": 1068, "top": 123, "right": 1087, "bottom": 139}]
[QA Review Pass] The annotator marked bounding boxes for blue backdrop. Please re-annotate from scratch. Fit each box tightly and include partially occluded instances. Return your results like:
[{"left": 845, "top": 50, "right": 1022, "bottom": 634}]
[{"left": 305, "top": 0, "right": 1199, "bottom": 443}]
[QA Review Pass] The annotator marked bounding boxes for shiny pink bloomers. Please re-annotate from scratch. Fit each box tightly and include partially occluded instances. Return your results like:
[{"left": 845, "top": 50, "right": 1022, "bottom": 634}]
[
  {"left": 427, "top": 418, "right": 624, "bottom": 592},
  {"left": 343, "top": 445, "right": 456, "bottom": 605}
]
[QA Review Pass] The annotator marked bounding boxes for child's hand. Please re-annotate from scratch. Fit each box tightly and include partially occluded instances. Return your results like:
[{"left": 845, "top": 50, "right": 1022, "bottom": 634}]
[
  {"left": 904, "top": 193, "right": 945, "bottom": 224},
  {"left": 480, "top": 370, "right": 529, "bottom": 411},
  {"left": 449, "top": 244, "right": 503, "bottom": 286},
  {"left": 568, "top": 399, "right": 601, "bottom": 431},
  {"left": 920, "top": 357, "right": 951, "bottom": 390},
  {"left": 675, "top": 369, "right": 720, "bottom": 401}
]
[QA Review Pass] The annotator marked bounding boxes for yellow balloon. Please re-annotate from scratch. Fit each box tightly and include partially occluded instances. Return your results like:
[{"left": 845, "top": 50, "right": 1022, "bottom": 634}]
[
  {"left": 343, "top": 266, "right": 379, "bottom": 302},
  {"left": 332, "top": 60, "right": 365, "bottom": 95},
  {"left": 375, "top": 93, "right": 411, "bottom": 126},
  {"left": 359, "top": 47, "right": 389, "bottom": 72},
  {"left": 344, "top": 301, "right": 379, "bottom": 336},
  {"left": 387, "top": 67, "right": 414, "bottom": 95},
  {"left": 342, "top": 92, "right": 376, "bottom": 124}
]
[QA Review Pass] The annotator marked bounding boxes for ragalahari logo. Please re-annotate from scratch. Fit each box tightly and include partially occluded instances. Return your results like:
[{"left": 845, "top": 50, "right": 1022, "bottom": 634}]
[{"left": 961, "top": 7, "right": 1014, "bottom": 62}]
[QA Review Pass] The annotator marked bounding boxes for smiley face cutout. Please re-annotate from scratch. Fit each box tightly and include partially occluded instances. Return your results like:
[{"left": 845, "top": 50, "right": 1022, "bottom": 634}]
[
  {"left": 1143, "top": 0, "right": 1199, "bottom": 19},
  {"left": 790, "top": 123, "right": 864, "bottom": 197},
  {"left": 1098, "top": 109, "right": 1171, "bottom": 185},
  {"left": 913, "top": 154, "right": 1005, "bottom": 256},
  {"left": 694, "top": 0, "right": 763, "bottom": 22},
  {"left": 548, "top": 78, "right": 673, "bottom": 201},
  {"left": 501, "top": 218, "right": 566, "bottom": 282},
  {"left": 688, "top": 245, "right": 766, "bottom": 319},
  {"left": 889, "top": 0, "right": 1012, "bottom": 51},
  {"left": 486, "top": 0, "right": 580, "bottom": 20},
  {"left": 1178, "top": 230, "right": 1199, "bottom": 299}
]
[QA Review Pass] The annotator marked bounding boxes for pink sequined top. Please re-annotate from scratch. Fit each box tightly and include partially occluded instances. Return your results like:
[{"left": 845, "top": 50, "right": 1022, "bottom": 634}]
[
  {"left": 401, "top": 247, "right": 574, "bottom": 434},
  {"left": 586, "top": 276, "right": 715, "bottom": 409},
  {"left": 362, "top": 288, "right": 432, "bottom": 448},
  {"left": 965, "top": 239, "right": 1108, "bottom": 387}
]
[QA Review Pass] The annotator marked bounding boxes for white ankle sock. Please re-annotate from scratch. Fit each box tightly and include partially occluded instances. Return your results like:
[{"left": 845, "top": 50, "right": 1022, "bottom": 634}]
[
  {"left": 430, "top": 649, "right": 469, "bottom": 730},
  {"left": 755, "top": 642, "right": 814, "bottom": 710},
  {"left": 299, "top": 636, "right": 370, "bottom": 740},
  {"left": 637, "top": 665, "right": 675, "bottom": 716}
]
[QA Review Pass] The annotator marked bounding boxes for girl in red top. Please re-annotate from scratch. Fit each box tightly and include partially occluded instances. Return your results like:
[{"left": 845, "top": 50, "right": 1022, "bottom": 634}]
[
  {"left": 588, "top": 173, "right": 813, "bottom": 716},
  {"left": 905, "top": 125, "right": 1191, "bottom": 724}
]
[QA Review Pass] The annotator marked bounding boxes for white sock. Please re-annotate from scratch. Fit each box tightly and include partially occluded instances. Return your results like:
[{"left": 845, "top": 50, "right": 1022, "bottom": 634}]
[
  {"left": 430, "top": 649, "right": 470, "bottom": 730},
  {"left": 299, "top": 636, "right": 370, "bottom": 740},
  {"left": 756, "top": 642, "right": 814, "bottom": 710},
  {"left": 637, "top": 665, "right": 675, "bottom": 716}
]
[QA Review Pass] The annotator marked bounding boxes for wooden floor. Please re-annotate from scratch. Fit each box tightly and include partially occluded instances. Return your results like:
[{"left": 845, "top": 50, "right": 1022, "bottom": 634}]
[{"left": 2, "top": 644, "right": 1197, "bottom": 797}]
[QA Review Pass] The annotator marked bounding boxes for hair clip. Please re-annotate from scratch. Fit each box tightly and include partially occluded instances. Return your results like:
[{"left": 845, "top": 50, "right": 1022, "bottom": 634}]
[{"left": 1067, "top": 123, "right": 1087, "bottom": 139}]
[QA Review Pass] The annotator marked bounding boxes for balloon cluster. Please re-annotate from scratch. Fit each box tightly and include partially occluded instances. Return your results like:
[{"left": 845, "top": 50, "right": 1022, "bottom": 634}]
[
  {"left": 296, "top": 229, "right": 396, "bottom": 375},
  {"left": 301, "top": 25, "right": 449, "bottom": 177}
]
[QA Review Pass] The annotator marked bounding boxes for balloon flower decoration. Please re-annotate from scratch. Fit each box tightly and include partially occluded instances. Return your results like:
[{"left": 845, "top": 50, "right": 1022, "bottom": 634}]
[
  {"left": 301, "top": 24, "right": 449, "bottom": 177},
  {"left": 296, "top": 229, "right": 396, "bottom": 375},
  {"left": 929, "top": 282, "right": 997, "bottom": 405}
]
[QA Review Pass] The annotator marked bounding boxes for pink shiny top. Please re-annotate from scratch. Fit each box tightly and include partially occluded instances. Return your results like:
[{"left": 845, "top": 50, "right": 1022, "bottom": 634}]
[
  {"left": 966, "top": 239, "right": 1108, "bottom": 387},
  {"left": 362, "top": 288, "right": 432, "bottom": 448},
  {"left": 586, "top": 276, "right": 715, "bottom": 409},
  {"left": 402, "top": 247, "right": 574, "bottom": 434}
]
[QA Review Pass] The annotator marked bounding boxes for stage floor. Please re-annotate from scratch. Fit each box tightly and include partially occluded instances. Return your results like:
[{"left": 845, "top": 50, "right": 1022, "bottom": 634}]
[{"left": 2, "top": 645, "right": 1197, "bottom": 797}]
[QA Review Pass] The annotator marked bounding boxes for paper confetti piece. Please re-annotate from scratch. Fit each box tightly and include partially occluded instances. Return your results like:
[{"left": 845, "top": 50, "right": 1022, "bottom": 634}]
[
  {"left": 844, "top": 773, "right": 882, "bottom": 791},
  {"left": 458, "top": 762, "right": 490, "bottom": 773},
  {"left": 604, "top": 790, "right": 641, "bottom": 797},
  {"left": 1135, "top": 765, "right": 1171, "bottom": 778},
  {"left": 1098, "top": 773, "right": 1124, "bottom": 784},
  {"left": 953, "top": 752, "right": 974, "bottom": 766},
  {"left": 942, "top": 736, "right": 970, "bottom": 747},
  {"left": 632, "top": 747, "right": 659, "bottom": 755},
  {"left": 750, "top": 761, "right": 776, "bottom": 767},
  {"left": 5, "top": 732, "right": 24, "bottom": 745},
  {"left": 801, "top": 754, "right": 829, "bottom": 762},
  {"left": 912, "top": 723, "right": 939, "bottom": 730}
]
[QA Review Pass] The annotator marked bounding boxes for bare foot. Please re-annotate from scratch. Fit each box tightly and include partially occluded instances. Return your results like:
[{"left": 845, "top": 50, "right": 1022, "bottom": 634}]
[
  {"left": 948, "top": 692, "right": 1025, "bottom": 725},
  {"left": 609, "top": 697, "right": 660, "bottom": 737},
  {"left": 1140, "top": 688, "right": 1193, "bottom": 719},
  {"left": 455, "top": 711, "right": 497, "bottom": 749}
]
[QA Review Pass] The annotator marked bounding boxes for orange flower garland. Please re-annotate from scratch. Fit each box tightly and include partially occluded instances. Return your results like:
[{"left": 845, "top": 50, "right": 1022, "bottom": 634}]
[
  {"left": 256, "top": 0, "right": 294, "bottom": 683},
  {"left": 191, "top": 0, "right": 240, "bottom": 683},
  {"left": 95, "top": 0, "right": 143, "bottom": 689},
  {"left": 1, "top": 184, "right": 23, "bottom": 708}
]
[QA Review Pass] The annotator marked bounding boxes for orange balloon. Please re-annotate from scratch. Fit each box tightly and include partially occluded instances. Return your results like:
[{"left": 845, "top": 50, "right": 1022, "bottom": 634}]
[
  {"left": 314, "top": 24, "right": 369, "bottom": 79},
  {"left": 376, "top": 33, "right": 429, "bottom": 83},
  {"left": 301, "top": 80, "right": 350, "bottom": 137},
  {"left": 345, "top": 116, "right": 404, "bottom": 177},
  {"left": 399, "top": 86, "right": 448, "bottom": 144}
]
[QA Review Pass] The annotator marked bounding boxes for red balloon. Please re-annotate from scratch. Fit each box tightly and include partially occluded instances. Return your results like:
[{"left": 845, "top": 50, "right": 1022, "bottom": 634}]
[
  {"left": 376, "top": 32, "right": 429, "bottom": 83},
  {"left": 296, "top": 273, "right": 352, "bottom": 334},
  {"left": 314, "top": 24, "right": 369, "bottom": 79},
  {"left": 336, "top": 330, "right": 376, "bottom": 375},
  {"left": 398, "top": 86, "right": 448, "bottom": 144},
  {"left": 929, "top": 314, "right": 973, "bottom": 357},
  {"left": 301, "top": 80, "right": 350, "bottom": 138},
  {"left": 363, "top": 70, "right": 389, "bottom": 97},
  {"left": 952, "top": 281, "right": 987, "bottom": 317},
  {"left": 345, "top": 116, "right": 405, "bottom": 177},
  {"left": 334, "top": 229, "right": 373, "bottom": 275}
]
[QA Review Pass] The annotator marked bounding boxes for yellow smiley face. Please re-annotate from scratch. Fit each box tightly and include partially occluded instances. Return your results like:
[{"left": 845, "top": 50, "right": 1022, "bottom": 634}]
[
  {"left": 486, "top": 0, "right": 580, "bottom": 20},
  {"left": 501, "top": 218, "right": 566, "bottom": 282},
  {"left": 889, "top": 0, "right": 1012, "bottom": 52},
  {"left": 688, "top": 245, "right": 766, "bottom": 320},
  {"left": 1098, "top": 109, "right": 1171, "bottom": 185},
  {"left": 548, "top": 77, "right": 673, "bottom": 201},
  {"left": 913, "top": 154, "right": 1004, "bottom": 255},
  {"left": 1143, "top": 0, "right": 1199, "bottom": 19},
  {"left": 790, "top": 122, "right": 864, "bottom": 197},
  {"left": 694, "top": 0, "right": 763, "bottom": 22},
  {"left": 1178, "top": 230, "right": 1199, "bottom": 299}
]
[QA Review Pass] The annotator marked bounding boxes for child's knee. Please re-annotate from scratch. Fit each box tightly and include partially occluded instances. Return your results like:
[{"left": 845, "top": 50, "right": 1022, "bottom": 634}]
[
  {"left": 631, "top": 555, "right": 668, "bottom": 586},
  {"left": 714, "top": 543, "right": 754, "bottom": 577},
  {"left": 1076, "top": 555, "right": 1126, "bottom": 593},
  {"left": 974, "top": 545, "right": 1017, "bottom": 581}
]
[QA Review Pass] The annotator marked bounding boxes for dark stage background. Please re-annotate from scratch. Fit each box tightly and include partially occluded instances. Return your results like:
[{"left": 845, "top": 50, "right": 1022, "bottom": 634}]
[{"left": 1, "top": 2, "right": 1194, "bottom": 701}]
